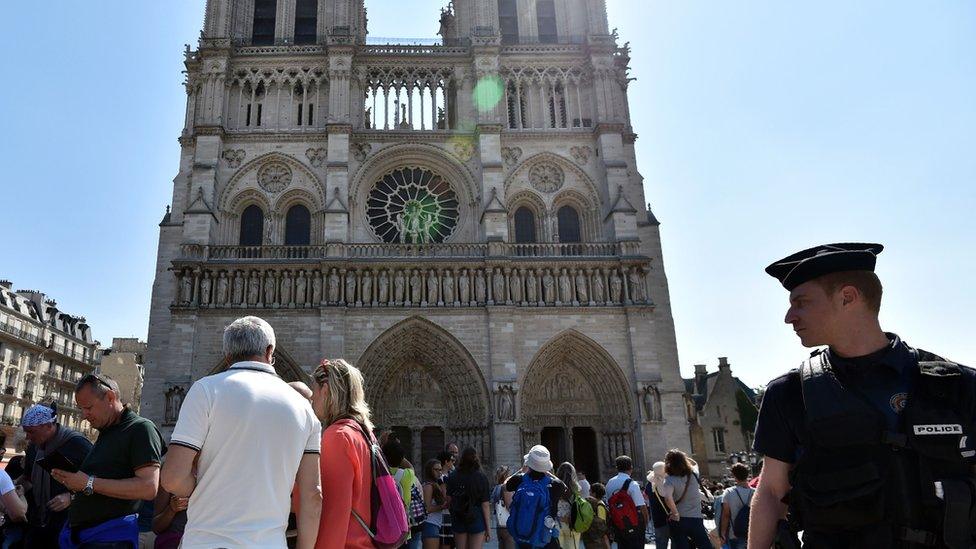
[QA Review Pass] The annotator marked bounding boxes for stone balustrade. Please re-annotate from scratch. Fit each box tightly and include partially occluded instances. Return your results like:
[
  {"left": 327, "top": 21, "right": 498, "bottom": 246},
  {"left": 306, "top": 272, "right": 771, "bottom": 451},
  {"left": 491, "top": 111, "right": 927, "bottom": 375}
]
[
  {"left": 179, "top": 241, "right": 641, "bottom": 261},
  {"left": 170, "top": 254, "right": 652, "bottom": 310}
]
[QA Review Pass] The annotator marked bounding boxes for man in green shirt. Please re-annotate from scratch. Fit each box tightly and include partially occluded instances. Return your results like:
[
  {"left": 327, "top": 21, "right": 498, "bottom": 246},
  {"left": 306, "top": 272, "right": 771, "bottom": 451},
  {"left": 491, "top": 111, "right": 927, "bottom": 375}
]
[{"left": 50, "top": 373, "right": 164, "bottom": 548}]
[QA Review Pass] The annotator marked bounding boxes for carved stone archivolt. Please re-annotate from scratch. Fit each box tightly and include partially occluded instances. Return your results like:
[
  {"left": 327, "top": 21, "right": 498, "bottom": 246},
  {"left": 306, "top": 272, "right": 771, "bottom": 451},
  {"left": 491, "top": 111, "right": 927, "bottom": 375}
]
[
  {"left": 257, "top": 161, "right": 293, "bottom": 193},
  {"left": 358, "top": 317, "right": 491, "bottom": 458},
  {"left": 529, "top": 162, "right": 564, "bottom": 193},
  {"left": 171, "top": 263, "right": 651, "bottom": 310}
]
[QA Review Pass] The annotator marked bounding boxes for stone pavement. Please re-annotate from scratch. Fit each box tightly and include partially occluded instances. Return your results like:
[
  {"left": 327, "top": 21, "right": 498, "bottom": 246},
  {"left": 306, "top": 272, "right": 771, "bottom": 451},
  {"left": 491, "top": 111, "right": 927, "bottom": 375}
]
[{"left": 480, "top": 518, "right": 718, "bottom": 548}]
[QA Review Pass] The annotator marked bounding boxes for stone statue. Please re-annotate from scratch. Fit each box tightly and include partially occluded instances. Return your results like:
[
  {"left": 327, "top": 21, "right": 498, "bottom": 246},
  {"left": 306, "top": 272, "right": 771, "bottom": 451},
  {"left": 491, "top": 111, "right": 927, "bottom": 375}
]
[
  {"left": 628, "top": 268, "right": 646, "bottom": 302},
  {"left": 164, "top": 386, "right": 186, "bottom": 424},
  {"left": 575, "top": 270, "right": 588, "bottom": 303},
  {"left": 264, "top": 272, "right": 276, "bottom": 305},
  {"left": 216, "top": 271, "right": 229, "bottom": 305},
  {"left": 198, "top": 272, "right": 211, "bottom": 306},
  {"left": 281, "top": 271, "right": 293, "bottom": 306},
  {"left": 542, "top": 269, "right": 555, "bottom": 304},
  {"left": 394, "top": 270, "right": 406, "bottom": 305},
  {"left": 247, "top": 272, "right": 260, "bottom": 305},
  {"left": 492, "top": 268, "right": 505, "bottom": 303},
  {"left": 609, "top": 269, "right": 623, "bottom": 303},
  {"left": 458, "top": 269, "right": 470, "bottom": 304},
  {"left": 510, "top": 268, "right": 523, "bottom": 303},
  {"left": 410, "top": 269, "right": 422, "bottom": 305},
  {"left": 497, "top": 386, "right": 515, "bottom": 422},
  {"left": 643, "top": 386, "right": 658, "bottom": 421},
  {"left": 378, "top": 270, "right": 390, "bottom": 304},
  {"left": 526, "top": 269, "right": 538, "bottom": 304},
  {"left": 179, "top": 271, "right": 193, "bottom": 305},
  {"left": 345, "top": 269, "right": 358, "bottom": 304},
  {"left": 426, "top": 269, "right": 439, "bottom": 304},
  {"left": 312, "top": 271, "right": 322, "bottom": 305},
  {"left": 233, "top": 271, "right": 244, "bottom": 305},
  {"left": 558, "top": 269, "right": 572, "bottom": 303},
  {"left": 474, "top": 269, "right": 486, "bottom": 304},
  {"left": 296, "top": 271, "right": 308, "bottom": 306},
  {"left": 592, "top": 269, "right": 606, "bottom": 303},
  {"left": 361, "top": 270, "right": 373, "bottom": 304},
  {"left": 328, "top": 269, "right": 340, "bottom": 304},
  {"left": 443, "top": 270, "right": 455, "bottom": 304}
]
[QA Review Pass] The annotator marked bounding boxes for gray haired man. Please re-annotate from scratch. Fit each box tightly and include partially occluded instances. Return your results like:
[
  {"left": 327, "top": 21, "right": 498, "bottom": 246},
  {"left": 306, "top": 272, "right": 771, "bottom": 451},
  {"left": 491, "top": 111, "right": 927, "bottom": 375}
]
[{"left": 161, "top": 316, "right": 322, "bottom": 549}]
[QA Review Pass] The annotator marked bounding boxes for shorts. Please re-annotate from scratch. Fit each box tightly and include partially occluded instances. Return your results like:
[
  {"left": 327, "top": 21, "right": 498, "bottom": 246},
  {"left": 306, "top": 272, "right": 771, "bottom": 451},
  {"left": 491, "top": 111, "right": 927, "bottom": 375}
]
[
  {"left": 450, "top": 512, "right": 486, "bottom": 535},
  {"left": 422, "top": 521, "right": 442, "bottom": 540},
  {"left": 440, "top": 516, "right": 455, "bottom": 546}
]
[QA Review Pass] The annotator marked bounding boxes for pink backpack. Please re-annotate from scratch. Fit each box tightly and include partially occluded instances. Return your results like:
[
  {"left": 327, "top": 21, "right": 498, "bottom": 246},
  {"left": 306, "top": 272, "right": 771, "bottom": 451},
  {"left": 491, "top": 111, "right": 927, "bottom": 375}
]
[{"left": 347, "top": 420, "right": 409, "bottom": 548}]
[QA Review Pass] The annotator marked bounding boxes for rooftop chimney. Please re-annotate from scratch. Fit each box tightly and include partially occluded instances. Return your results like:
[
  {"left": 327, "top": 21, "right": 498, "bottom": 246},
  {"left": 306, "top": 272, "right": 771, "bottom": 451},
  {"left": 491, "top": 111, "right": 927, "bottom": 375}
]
[{"left": 718, "top": 357, "right": 730, "bottom": 371}]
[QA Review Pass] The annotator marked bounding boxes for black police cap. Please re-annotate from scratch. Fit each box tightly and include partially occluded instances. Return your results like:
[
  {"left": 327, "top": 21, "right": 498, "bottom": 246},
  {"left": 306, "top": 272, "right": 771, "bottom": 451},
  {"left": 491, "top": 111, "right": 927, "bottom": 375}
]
[{"left": 765, "top": 243, "right": 884, "bottom": 291}]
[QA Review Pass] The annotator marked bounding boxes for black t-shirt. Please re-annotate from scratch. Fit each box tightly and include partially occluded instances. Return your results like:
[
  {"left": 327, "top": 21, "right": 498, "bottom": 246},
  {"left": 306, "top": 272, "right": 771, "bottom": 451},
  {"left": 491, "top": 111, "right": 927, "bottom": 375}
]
[
  {"left": 751, "top": 334, "right": 965, "bottom": 464},
  {"left": 446, "top": 468, "right": 491, "bottom": 523},
  {"left": 505, "top": 471, "right": 567, "bottom": 518},
  {"left": 644, "top": 482, "right": 668, "bottom": 528}
]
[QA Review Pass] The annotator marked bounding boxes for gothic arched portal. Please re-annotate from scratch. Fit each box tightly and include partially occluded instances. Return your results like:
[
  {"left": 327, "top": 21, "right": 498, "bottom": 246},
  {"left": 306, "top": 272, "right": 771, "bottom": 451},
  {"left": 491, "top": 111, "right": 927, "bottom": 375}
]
[
  {"left": 356, "top": 316, "right": 491, "bottom": 465},
  {"left": 520, "top": 330, "right": 635, "bottom": 480}
]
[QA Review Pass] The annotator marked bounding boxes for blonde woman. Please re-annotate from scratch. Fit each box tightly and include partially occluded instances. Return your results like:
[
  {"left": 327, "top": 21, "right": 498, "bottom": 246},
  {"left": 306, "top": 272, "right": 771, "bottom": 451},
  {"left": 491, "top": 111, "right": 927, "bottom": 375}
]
[{"left": 311, "top": 359, "right": 375, "bottom": 549}]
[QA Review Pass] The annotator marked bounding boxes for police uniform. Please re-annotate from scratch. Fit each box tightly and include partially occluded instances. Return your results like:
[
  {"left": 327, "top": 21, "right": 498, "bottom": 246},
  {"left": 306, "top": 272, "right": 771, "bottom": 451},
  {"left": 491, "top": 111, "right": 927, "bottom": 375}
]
[{"left": 753, "top": 243, "right": 976, "bottom": 548}]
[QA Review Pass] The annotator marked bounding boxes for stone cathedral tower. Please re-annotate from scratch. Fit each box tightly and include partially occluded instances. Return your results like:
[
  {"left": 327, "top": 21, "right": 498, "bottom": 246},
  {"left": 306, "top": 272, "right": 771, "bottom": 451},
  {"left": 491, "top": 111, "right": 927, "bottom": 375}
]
[{"left": 144, "top": 0, "right": 691, "bottom": 476}]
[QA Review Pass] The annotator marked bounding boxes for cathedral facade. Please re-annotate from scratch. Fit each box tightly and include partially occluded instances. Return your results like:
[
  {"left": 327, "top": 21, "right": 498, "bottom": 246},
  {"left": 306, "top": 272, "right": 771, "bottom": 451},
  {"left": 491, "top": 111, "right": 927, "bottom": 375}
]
[{"left": 144, "top": 0, "right": 690, "bottom": 478}]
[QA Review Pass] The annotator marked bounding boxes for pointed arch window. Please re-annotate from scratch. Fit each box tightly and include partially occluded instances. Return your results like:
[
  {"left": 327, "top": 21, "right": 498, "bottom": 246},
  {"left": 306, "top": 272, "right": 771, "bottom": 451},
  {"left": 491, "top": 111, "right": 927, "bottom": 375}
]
[
  {"left": 285, "top": 205, "right": 311, "bottom": 246},
  {"left": 514, "top": 207, "right": 537, "bottom": 244},
  {"left": 239, "top": 205, "right": 264, "bottom": 246},
  {"left": 294, "top": 0, "right": 318, "bottom": 45},
  {"left": 557, "top": 205, "right": 582, "bottom": 243},
  {"left": 252, "top": 0, "right": 277, "bottom": 46}
]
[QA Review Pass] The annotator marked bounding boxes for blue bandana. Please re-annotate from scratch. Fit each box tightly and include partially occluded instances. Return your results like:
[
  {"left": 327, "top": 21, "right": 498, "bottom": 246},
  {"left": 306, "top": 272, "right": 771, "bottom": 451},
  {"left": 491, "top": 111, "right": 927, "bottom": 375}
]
[{"left": 21, "top": 404, "right": 56, "bottom": 427}]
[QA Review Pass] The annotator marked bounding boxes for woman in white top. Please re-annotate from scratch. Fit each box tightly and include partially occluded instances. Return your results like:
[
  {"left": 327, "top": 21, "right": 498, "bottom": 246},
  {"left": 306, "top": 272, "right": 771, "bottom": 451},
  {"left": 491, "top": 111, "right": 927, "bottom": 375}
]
[{"left": 422, "top": 459, "right": 447, "bottom": 549}]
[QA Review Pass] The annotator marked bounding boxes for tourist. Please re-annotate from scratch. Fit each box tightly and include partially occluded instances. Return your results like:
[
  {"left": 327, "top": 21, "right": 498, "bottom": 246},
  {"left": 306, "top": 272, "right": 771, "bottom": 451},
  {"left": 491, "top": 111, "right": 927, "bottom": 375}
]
[
  {"left": 503, "top": 445, "right": 567, "bottom": 549},
  {"left": 489, "top": 466, "right": 514, "bottom": 549},
  {"left": 605, "top": 455, "right": 648, "bottom": 549},
  {"left": 659, "top": 449, "right": 711, "bottom": 549},
  {"left": 554, "top": 462, "right": 580, "bottom": 549},
  {"left": 161, "top": 316, "right": 322, "bottom": 549},
  {"left": 577, "top": 470, "right": 591, "bottom": 498},
  {"left": 0, "top": 431, "right": 26, "bottom": 527},
  {"left": 18, "top": 402, "right": 92, "bottom": 547},
  {"left": 643, "top": 462, "right": 670, "bottom": 549},
  {"left": 718, "top": 463, "right": 754, "bottom": 549},
  {"left": 384, "top": 440, "right": 424, "bottom": 549},
  {"left": 3, "top": 439, "right": 27, "bottom": 549},
  {"left": 447, "top": 443, "right": 460, "bottom": 461},
  {"left": 581, "top": 482, "right": 610, "bottom": 549},
  {"left": 446, "top": 447, "right": 491, "bottom": 549},
  {"left": 438, "top": 450, "right": 456, "bottom": 549},
  {"left": 150, "top": 483, "right": 187, "bottom": 549},
  {"left": 51, "top": 373, "right": 163, "bottom": 548},
  {"left": 312, "top": 358, "right": 375, "bottom": 549},
  {"left": 422, "top": 459, "right": 448, "bottom": 549}
]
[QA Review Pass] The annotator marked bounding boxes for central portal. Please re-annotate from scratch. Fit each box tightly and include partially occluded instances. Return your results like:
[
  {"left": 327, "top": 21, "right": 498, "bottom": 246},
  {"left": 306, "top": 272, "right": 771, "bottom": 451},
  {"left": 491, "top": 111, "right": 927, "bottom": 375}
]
[{"left": 357, "top": 317, "right": 492, "bottom": 466}]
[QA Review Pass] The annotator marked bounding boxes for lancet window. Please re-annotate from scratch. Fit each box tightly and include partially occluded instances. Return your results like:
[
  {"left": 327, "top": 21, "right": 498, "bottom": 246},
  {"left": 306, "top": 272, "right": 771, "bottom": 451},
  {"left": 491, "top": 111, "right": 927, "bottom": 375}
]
[
  {"left": 239, "top": 205, "right": 264, "bottom": 246},
  {"left": 294, "top": 0, "right": 318, "bottom": 45},
  {"left": 514, "top": 207, "right": 537, "bottom": 243},
  {"left": 503, "top": 68, "right": 591, "bottom": 130},
  {"left": 556, "top": 206, "right": 582, "bottom": 243},
  {"left": 536, "top": 0, "right": 558, "bottom": 43},
  {"left": 498, "top": 0, "right": 520, "bottom": 45},
  {"left": 252, "top": 0, "right": 277, "bottom": 46},
  {"left": 285, "top": 205, "right": 312, "bottom": 246},
  {"left": 361, "top": 68, "right": 456, "bottom": 131}
]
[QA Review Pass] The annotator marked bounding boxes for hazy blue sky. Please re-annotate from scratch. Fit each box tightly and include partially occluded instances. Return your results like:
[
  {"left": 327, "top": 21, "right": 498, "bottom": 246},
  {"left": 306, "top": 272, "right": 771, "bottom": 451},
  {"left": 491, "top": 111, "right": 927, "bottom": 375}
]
[{"left": 2, "top": 1, "right": 973, "bottom": 387}]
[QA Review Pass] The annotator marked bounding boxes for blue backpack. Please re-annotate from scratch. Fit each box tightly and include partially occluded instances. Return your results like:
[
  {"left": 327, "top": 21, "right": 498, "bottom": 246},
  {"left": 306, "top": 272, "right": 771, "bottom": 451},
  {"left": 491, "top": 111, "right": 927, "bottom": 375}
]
[{"left": 506, "top": 474, "right": 554, "bottom": 547}]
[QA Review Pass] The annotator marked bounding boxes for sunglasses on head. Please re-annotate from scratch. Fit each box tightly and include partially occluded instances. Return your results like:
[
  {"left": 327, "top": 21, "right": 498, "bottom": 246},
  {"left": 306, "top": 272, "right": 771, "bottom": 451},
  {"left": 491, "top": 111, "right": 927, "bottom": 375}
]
[{"left": 80, "top": 373, "right": 114, "bottom": 391}]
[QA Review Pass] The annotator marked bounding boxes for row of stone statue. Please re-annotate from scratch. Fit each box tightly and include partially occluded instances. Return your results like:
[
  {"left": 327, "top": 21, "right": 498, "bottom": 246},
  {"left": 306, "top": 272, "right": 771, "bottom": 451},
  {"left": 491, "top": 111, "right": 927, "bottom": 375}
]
[{"left": 173, "top": 264, "right": 650, "bottom": 308}]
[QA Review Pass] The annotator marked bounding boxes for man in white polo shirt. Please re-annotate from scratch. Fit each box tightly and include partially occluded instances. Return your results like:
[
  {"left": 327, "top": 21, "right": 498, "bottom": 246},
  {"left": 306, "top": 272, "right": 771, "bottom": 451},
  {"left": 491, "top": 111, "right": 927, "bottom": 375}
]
[{"left": 161, "top": 316, "right": 322, "bottom": 549}]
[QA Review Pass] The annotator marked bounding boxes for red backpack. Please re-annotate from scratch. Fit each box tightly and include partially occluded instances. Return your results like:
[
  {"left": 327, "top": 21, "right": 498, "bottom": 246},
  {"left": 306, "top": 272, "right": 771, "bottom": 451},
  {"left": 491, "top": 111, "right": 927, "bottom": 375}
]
[{"left": 607, "top": 479, "right": 640, "bottom": 537}]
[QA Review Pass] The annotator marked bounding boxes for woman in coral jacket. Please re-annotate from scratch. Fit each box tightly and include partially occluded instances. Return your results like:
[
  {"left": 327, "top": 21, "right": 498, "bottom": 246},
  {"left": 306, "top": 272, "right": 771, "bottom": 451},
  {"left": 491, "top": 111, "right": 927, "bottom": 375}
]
[{"left": 310, "top": 358, "right": 375, "bottom": 549}]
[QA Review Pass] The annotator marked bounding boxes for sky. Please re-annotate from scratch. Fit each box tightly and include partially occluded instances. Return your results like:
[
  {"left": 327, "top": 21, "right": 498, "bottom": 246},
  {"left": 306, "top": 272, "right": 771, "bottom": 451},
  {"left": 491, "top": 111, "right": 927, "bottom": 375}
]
[{"left": 1, "top": 1, "right": 973, "bottom": 388}]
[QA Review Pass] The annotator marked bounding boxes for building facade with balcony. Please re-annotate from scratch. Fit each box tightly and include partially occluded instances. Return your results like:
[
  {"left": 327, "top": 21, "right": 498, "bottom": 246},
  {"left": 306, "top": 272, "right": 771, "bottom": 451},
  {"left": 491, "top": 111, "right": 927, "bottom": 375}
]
[
  {"left": 0, "top": 280, "right": 99, "bottom": 446},
  {"left": 144, "top": 0, "right": 690, "bottom": 477}
]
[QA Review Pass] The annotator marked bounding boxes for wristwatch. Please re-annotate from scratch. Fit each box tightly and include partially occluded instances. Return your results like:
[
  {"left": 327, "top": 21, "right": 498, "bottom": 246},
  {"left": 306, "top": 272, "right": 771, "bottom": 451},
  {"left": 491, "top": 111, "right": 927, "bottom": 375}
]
[{"left": 83, "top": 475, "right": 95, "bottom": 496}]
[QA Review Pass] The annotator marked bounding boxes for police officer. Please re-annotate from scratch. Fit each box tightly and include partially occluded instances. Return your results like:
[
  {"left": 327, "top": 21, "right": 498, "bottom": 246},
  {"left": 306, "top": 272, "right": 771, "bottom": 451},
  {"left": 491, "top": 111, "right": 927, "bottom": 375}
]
[{"left": 749, "top": 243, "right": 976, "bottom": 548}]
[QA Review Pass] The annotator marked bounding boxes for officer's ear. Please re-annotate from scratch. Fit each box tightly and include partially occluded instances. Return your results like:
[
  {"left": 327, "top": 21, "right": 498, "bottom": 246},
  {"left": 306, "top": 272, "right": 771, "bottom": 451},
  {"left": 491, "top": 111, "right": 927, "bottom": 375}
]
[{"left": 839, "top": 284, "right": 860, "bottom": 308}]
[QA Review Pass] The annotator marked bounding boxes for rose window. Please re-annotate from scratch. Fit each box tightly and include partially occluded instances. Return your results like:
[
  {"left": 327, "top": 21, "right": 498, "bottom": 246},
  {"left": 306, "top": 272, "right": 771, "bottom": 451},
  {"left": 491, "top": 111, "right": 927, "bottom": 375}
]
[
  {"left": 529, "top": 162, "right": 565, "bottom": 193},
  {"left": 257, "top": 162, "right": 293, "bottom": 193},
  {"left": 366, "top": 167, "right": 460, "bottom": 244}
]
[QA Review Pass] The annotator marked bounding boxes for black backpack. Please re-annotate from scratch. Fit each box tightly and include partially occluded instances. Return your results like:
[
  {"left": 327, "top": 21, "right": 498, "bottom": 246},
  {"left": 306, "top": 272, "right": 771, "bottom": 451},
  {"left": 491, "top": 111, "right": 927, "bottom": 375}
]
[
  {"left": 449, "top": 473, "right": 476, "bottom": 524},
  {"left": 731, "top": 487, "right": 753, "bottom": 539}
]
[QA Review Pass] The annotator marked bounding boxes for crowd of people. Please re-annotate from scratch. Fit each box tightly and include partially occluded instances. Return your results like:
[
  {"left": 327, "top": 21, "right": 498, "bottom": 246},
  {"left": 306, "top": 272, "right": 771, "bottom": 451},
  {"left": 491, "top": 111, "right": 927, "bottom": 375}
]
[{"left": 0, "top": 315, "right": 755, "bottom": 549}]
